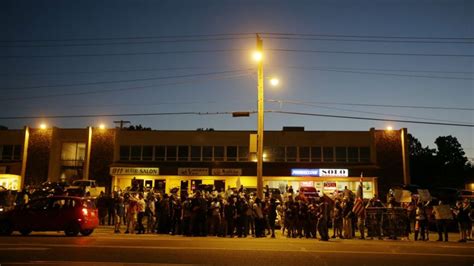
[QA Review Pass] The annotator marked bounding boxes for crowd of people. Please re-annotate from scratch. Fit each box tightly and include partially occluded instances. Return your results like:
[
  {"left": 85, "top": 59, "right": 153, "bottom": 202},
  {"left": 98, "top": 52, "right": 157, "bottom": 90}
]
[{"left": 95, "top": 185, "right": 474, "bottom": 243}]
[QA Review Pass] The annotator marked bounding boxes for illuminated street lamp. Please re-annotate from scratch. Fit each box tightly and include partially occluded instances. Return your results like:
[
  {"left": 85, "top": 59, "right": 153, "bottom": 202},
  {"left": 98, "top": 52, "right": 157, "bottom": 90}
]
[
  {"left": 386, "top": 126, "right": 393, "bottom": 131},
  {"left": 270, "top": 77, "right": 279, "bottom": 87},
  {"left": 99, "top": 124, "right": 106, "bottom": 130},
  {"left": 39, "top": 123, "right": 47, "bottom": 129}
]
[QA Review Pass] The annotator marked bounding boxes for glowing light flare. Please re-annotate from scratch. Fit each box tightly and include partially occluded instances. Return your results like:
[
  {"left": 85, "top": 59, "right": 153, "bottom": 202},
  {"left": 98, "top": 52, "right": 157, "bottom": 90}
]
[
  {"left": 386, "top": 126, "right": 393, "bottom": 131},
  {"left": 99, "top": 124, "right": 106, "bottom": 130},
  {"left": 270, "top": 78, "right": 279, "bottom": 86},
  {"left": 39, "top": 123, "right": 47, "bottom": 129},
  {"left": 252, "top": 51, "right": 263, "bottom": 62}
]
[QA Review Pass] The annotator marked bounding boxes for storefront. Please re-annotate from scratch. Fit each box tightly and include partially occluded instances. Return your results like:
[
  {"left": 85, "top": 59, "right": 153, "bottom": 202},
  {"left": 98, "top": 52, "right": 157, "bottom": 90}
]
[
  {"left": 265, "top": 168, "right": 378, "bottom": 198},
  {"left": 110, "top": 166, "right": 377, "bottom": 198},
  {"left": 0, "top": 174, "right": 21, "bottom": 191}
]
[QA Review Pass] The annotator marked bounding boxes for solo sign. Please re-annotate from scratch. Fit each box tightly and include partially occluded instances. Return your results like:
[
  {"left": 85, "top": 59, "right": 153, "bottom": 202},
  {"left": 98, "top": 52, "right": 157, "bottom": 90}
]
[{"left": 291, "top": 168, "right": 348, "bottom": 177}]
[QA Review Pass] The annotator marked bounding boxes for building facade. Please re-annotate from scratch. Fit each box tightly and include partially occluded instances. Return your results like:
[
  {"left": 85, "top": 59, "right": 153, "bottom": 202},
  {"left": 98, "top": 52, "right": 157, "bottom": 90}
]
[{"left": 0, "top": 127, "right": 409, "bottom": 199}]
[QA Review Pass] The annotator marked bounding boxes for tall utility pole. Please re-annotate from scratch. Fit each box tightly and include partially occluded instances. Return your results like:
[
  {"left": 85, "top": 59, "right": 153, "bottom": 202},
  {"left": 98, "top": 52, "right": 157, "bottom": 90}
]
[
  {"left": 256, "top": 34, "right": 264, "bottom": 199},
  {"left": 113, "top": 120, "right": 131, "bottom": 129}
]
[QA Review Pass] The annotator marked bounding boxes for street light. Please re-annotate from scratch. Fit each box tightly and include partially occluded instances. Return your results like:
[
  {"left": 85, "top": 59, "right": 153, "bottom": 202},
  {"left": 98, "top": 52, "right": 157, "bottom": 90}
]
[
  {"left": 99, "top": 123, "right": 106, "bottom": 130},
  {"left": 270, "top": 78, "right": 279, "bottom": 87},
  {"left": 39, "top": 123, "right": 47, "bottom": 129},
  {"left": 386, "top": 126, "right": 393, "bottom": 131},
  {"left": 252, "top": 51, "right": 263, "bottom": 62}
]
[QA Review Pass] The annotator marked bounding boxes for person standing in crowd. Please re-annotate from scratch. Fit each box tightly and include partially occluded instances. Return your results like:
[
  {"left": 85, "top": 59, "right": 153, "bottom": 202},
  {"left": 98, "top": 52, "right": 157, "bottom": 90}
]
[
  {"left": 157, "top": 194, "right": 170, "bottom": 234},
  {"left": 454, "top": 200, "right": 469, "bottom": 242},
  {"left": 170, "top": 196, "right": 182, "bottom": 235},
  {"left": 125, "top": 194, "right": 138, "bottom": 234},
  {"left": 253, "top": 198, "right": 265, "bottom": 237},
  {"left": 464, "top": 199, "right": 472, "bottom": 241},
  {"left": 332, "top": 200, "right": 343, "bottom": 239},
  {"left": 96, "top": 192, "right": 107, "bottom": 226},
  {"left": 114, "top": 191, "right": 125, "bottom": 233},
  {"left": 307, "top": 199, "right": 318, "bottom": 239},
  {"left": 353, "top": 198, "right": 366, "bottom": 240},
  {"left": 209, "top": 198, "right": 221, "bottom": 236},
  {"left": 136, "top": 193, "right": 146, "bottom": 234},
  {"left": 414, "top": 202, "right": 427, "bottom": 241},
  {"left": 107, "top": 193, "right": 115, "bottom": 226},
  {"left": 224, "top": 197, "right": 236, "bottom": 237},
  {"left": 181, "top": 196, "right": 193, "bottom": 236},
  {"left": 267, "top": 198, "right": 278, "bottom": 238},
  {"left": 432, "top": 201, "right": 449, "bottom": 242},
  {"left": 145, "top": 192, "right": 156, "bottom": 234},
  {"left": 342, "top": 197, "right": 353, "bottom": 239},
  {"left": 191, "top": 191, "right": 207, "bottom": 236},
  {"left": 317, "top": 197, "right": 330, "bottom": 241},
  {"left": 285, "top": 198, "right": 296, "bottom": 238},
  {"left": 247, "top": 199, "right": 256, "bottom": 237}
]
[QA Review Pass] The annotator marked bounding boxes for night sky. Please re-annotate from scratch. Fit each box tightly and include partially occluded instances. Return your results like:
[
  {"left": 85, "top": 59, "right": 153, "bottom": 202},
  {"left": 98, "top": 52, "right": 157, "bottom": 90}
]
[{"left": 1, "top": 0, "right": 473, "bottom": 159}]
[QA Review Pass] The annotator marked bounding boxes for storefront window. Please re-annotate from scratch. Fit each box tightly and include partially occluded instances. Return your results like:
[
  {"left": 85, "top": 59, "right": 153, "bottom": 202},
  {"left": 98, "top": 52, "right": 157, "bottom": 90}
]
[
  {"left": 274, "top": 147, "right": 285, "bottom": 162},
  {"left": 286, "top": 146, "right": 297, "bottom": 162},
  {"left": 238, "top": 146, "right": 249, "bottom": 161},
  {"left": 336, "top": 147, "right": 347, "bottom": 162},
  {"left": 166, "top": 146, "right": 177, "bottom": 161},
  {"left": 178, "top": 146, "right": 189, "bottom": 161},
  {"left": 360, "top": 147, "right": 371, "bottom": 162},
  {"left": 190, "top": 146, "right": 201, "bottom": 161},
  {"left": 119, "top": 146, "right": 130, "bottom": 161},
  {"left": 130, "top": 146, "right": 141, "bottom": 161},
  {"left": 226, "top": 146, "right": 237, "bottom": 161},
  {"left": 203, "top": 146, "right": 213, "bottom": 161},
  {"left": 348, "top": 147, "right": 359, "bottom": 162},
  {"left": 13, "top": 145, "right": 22, "bottom": 160},
  {"left": 142, "top": 146, "right": 153, "bottom": 161},
  {"left": 214, "top": 146, "right": 224, "bottom": 161},
  {"left": 1, "top": 145, "right": 13, "bottom": 161},
  {"left": 311, "top": 146, "right": 322, "bottom": 162},
  {"left": 155, "top": 146, "right": 165, "bottom": 161},
  {"left": 299, "top": 146, "right": 310, "bottom": 162},
  {"left": 323, "top": 147, "right": 334, "bottom": 162}
]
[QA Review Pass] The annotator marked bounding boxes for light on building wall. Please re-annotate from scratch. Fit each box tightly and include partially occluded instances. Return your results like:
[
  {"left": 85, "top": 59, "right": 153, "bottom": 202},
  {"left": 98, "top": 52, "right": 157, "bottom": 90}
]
[
  {"left": 386, "top": 126, "right": 393, "bottom": 131},
  {"left": 39, "top": 123, "right": 47, "bottom": 129},
  {"left": 99, "top": 124, "right": 106, "bottom": 130}
]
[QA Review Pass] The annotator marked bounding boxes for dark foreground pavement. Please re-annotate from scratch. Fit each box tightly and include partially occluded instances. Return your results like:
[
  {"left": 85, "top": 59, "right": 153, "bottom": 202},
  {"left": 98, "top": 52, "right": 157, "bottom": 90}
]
[{"left": 0, "top": 228, "right": 473, "bottom": 266}]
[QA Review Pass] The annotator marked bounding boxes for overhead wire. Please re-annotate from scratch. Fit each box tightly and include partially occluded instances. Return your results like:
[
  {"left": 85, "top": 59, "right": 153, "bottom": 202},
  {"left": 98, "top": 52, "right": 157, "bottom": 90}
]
[
  {"left": 0, "top": 68, "right": 254, "bottom": 91},
  {"left": 0, "top": 72, "right": 252, "bottom": 102},
  {"left": 267, "top": 48, "right": 474, "bottom": 58},
  {"left": 266, "top": 99, "right": 474, "bottom": 111}
]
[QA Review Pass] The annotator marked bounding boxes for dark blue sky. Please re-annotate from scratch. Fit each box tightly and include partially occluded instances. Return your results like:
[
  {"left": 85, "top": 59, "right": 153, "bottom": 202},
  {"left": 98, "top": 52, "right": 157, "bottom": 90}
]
[{"left": 1, "top": 0, "right": 473, "bottom": 158}]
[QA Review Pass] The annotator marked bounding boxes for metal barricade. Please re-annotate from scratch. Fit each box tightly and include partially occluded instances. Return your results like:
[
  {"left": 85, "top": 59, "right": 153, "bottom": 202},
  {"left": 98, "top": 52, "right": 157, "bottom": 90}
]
[{"left": 366, "top": 207, "right": 409, "bottom": 238}]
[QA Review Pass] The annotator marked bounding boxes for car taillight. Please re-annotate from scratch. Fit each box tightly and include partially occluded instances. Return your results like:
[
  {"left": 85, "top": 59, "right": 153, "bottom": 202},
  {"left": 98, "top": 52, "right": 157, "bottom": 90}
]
[{"left": 82, "top": 208, "right": 88, "bottom": 216}]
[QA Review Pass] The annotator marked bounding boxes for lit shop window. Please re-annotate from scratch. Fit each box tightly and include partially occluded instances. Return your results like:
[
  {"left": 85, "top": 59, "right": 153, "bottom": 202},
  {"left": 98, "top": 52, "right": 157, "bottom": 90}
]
[{"left": 61, "top": 142, "right": 86, "bottom": 166}]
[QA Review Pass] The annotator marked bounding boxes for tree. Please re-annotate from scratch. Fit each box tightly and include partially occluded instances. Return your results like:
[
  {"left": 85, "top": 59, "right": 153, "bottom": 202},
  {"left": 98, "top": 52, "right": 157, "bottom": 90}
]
[
  {"left": 434, "top": 135, "right": 469, "bottom": 188},
  {"left": 408, "top": 134, "right": 437, "bottom": 187}
]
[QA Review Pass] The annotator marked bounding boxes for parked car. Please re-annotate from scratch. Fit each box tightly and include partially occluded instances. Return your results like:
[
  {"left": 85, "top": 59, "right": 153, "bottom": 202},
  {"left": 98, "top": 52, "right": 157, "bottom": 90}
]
[
  {"left": 66, "top": 180, "right": 106, "bottom": 198},
  {"left": 0, "top": 196, "right": 98, "bottom": 236}
]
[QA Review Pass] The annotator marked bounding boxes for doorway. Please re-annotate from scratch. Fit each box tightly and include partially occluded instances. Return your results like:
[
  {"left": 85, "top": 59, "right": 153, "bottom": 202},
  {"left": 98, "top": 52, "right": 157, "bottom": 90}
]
[
  {"left": 214, "top": 180, "right": 225, "bottom": 193},
  {"left": 180, "top": 180, "right": 189, "bottom": 200},
  {"left": 154, "top": 179, "right": 166, "bottom": 194}
]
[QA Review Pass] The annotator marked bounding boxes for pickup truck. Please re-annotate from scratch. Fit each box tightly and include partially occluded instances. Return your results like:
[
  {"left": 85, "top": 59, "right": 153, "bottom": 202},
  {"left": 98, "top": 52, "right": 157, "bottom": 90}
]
[{"left": 66, "top": 180, "right": 106, "bottom": 198}]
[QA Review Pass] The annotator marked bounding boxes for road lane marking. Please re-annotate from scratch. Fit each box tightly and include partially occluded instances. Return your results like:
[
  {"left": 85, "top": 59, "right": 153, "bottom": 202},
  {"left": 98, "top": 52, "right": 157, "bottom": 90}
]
[{"left": 0, "top": 243, "right": 472, "bottom": 258}]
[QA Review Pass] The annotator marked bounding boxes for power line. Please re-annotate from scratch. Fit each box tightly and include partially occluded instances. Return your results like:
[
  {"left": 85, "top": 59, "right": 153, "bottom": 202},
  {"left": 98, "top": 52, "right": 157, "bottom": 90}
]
[
  {"left": 0, "top": 33, "right": 255, "bottom": 43},
  {"left": 3, "top": 47, "right": 474, "bottom": 59},
  {"left": 0, "top": 111, "right": 256, "bottom": 120},
  {"left": 269, "top": 100, "right": 472, "bottom": 124},
  {"left": 266, "top": 36, "right": 474, "bottom": 44},
  {"left": 0, "top": 48, "right": 246, "bottom": 59},
  {"left": 262, "top": 32, "right": 474, "bottom": 40},
  {"left": 268, "top": 48, "right": 474, "bottom": 58},
  {"left": 268, "top": 110, "right": 474, "bottom": 128},
  {"left": 0, "top": 68, "right": 253, "bottom": 91},
  {"left": 266, "top": 99, "right": 474, "bottom": 111},
  {"left": 0, "top": 36, "right": 254, "bottom": 48},
  {"left": 278, "top": 66, "right": 474, "bottom": 80},
  {"left": 272, "top": 65, "right": 474, "bottom": 75},
  {"left": 0, "top": 72, "right": 252, "bottom": 102}
]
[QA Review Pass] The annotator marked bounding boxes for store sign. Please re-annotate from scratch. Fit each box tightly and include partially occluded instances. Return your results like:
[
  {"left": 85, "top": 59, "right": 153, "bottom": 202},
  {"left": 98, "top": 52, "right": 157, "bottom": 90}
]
[
  {"left": 319, "top": 169, "right": 348, "bottom": 177},
  {"left": 323, "top": 181, "right": 337, "bottom": 190},
  {"left": 110, "top": 167, "right": 160, "bottom": 176},
  {"left": 0, "top": 166, "right": 6, "bottom": 174},
  {"left": 212, "top": 168, "right": 242, "bottom": 176},
  {"left": 291, "top": 169, "right": 320, "bottom": 176},
  {"left": 178, "top": 168, "right": 209, "bottom": 176},
  {"left": 291, "top": 168, "right": 348, "bottom": 177}
]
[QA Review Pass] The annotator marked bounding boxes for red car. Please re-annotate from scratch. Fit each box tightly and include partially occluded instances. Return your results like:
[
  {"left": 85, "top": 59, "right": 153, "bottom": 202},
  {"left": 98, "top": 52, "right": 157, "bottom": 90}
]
[{"left": 0, "top": 196, "right": 98, "bottom": 236}]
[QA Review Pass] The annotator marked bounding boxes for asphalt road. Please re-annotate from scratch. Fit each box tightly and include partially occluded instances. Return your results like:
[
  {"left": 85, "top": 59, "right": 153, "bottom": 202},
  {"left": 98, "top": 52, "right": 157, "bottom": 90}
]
[{"left": 0, "top": 228, "right": 473, "bottom": 266}]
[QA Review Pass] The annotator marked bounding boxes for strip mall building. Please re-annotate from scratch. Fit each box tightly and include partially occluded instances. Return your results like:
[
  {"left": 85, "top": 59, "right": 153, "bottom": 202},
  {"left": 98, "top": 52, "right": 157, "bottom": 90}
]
[{"left": 0, "top": 127, "right": 410, "bottom": 199}]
